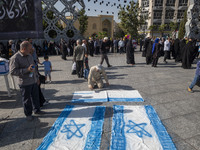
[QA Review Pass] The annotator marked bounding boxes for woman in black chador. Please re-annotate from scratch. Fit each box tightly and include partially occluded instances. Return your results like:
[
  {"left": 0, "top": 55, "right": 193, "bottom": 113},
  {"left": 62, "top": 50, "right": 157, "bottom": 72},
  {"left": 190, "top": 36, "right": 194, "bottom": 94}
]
[
  {"left": 182, "top": 38, "right": 197, "bottom": 69},
  {"left": 126, "top": 39, "right": 135, "bottom": 65},
  {"left": 145, "top": 38, "right": 153, "bottom": 65},
  {"left": 152, "top": 38, "right": 161, "bottom": 67}
]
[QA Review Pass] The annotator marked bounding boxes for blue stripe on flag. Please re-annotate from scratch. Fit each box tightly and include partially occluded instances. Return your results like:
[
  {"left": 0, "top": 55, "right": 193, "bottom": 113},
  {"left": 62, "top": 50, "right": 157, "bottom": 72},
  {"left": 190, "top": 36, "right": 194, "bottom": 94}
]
[
  {"left": 108, "top": 98, "right": 144, "bottom": 102},
  {"left": 84, "top": 106, "right": 106, "bottom": 150},
  {"left": 73, "top": 92, "right": 93, "bottom": 95},
  {"left": 71, "top": 99, "right": 107, "bottom": 103},
  {"left": 145, "top": 106, "right": 177, "bottom": 150},
  {"left": 37, "top": 105, "right": 74, "bottom": 150},
  {"left": 110, "top": 105, "right": 126, "bottom": 150}
]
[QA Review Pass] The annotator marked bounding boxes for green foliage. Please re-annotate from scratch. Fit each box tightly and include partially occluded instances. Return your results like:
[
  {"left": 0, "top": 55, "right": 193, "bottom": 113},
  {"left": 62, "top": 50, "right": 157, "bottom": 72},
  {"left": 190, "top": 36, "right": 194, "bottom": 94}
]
[
  {"left": 118, "top": 1, "right": 144, "bottom": 38},
  {"left": 98, "top": 32, "right": 107, "bottom": 39},
  {"left": 114, "top": 23, "right": 125, "bottom": 38},
  {"left": 148, "top": 25, "right": 157, "bottom": 37},
  {"left": 78, "top": 9, "right": 88, "bottom": 36},
  {"left": 158, "top": 24, "right": 167, "bottom": 37},
  {"left": 178, "top": 10, "right": 187, "bottom": 39},
  {"left": 169, "top": 22, "right": 178, "bottom": 32}
]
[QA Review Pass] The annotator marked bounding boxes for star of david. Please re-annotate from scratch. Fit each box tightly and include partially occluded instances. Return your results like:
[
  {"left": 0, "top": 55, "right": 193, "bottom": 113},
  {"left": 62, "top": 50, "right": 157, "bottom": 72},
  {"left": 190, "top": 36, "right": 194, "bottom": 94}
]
[
  {"left": 126, "top": 120, "right": 152, "bottom": 138},
  {"left": 61, "top": 120, "right": 85, "bottom": 139}
]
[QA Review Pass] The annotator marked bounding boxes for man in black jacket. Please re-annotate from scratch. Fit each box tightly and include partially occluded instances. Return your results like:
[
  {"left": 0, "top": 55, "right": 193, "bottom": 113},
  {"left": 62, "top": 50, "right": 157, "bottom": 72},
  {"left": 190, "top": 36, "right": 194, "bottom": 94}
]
[{"left": 100, "top": 37, "right": 112, "bottom": 67}]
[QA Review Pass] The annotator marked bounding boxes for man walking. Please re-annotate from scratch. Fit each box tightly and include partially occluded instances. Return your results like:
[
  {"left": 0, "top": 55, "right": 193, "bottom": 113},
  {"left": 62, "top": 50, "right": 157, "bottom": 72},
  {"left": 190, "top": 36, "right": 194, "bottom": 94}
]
[
  {"left": 9, "top": 41, "right": 42, "bottom": 121},
  {"left": 100, "top": 37, "right": 112, "bottom": 67},
  {"left": 73, "top": 39, "right": 85, "bottom": 78},
  {"left": 163, "top": 37, "right": 170, "bottom": 63}
]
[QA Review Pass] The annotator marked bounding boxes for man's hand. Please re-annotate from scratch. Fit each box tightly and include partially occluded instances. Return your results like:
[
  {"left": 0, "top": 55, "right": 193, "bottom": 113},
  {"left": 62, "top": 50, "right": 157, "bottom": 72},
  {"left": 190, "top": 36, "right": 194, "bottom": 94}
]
[
  {"left": 106, "top": 82, "right": 109, "bottom": 86},
  {"left": 88, "top": 85, "right": 93, "bottom": 90},
  {"left": 28, "top": 64, "right": 35, "bottom": 72}
]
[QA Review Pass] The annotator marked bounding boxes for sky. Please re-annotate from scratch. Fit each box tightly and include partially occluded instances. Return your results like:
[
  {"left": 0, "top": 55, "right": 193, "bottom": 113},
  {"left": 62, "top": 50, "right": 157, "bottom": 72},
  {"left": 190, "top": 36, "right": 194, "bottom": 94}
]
[{"left": 55, "top": 0, "right": 137, "bottom": 23}]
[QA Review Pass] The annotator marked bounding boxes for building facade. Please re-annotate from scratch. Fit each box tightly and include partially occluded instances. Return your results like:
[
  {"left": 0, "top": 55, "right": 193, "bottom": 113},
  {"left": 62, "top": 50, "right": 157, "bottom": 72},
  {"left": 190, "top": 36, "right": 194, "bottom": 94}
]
[
  {"left": 73, "top": 15, "right": 114, "bottom": 38},
  {"left": 139, "top": 0, "right": 190, "bottom": 37}
]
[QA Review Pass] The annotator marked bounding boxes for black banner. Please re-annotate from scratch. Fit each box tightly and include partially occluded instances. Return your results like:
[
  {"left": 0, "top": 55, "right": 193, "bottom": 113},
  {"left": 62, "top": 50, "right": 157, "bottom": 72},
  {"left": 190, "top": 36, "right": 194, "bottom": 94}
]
[{"left": 0, "top": 0, "right": 43, "bottom": 40}]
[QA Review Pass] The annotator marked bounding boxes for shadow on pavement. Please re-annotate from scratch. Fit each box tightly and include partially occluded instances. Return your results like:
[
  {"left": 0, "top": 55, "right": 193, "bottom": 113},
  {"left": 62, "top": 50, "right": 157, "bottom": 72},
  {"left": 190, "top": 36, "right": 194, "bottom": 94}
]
[
  {"left": 108, "top": 74, "right": 128, "bottom": 80},
  {"left": 52, "top": 79, "right": 85, "bottom": 84},
  {"left": 0, "top": 117, "right": 50, "bottom": 148}
]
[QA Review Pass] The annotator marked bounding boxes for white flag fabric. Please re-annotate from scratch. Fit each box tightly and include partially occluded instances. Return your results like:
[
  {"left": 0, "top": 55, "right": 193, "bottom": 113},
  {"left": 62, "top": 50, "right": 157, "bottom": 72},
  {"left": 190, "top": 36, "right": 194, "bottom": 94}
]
[
  {"left": 110, "top": 105, "right": 176, "bottom": 150},
  {"left": 107, "top": 90, "right": 144, "bottom": 102},
  {"left": 72, "top": 90, "right": 144, "bottom": 102},
  {"left": 37, "top": 105, "right": 105, "bottom": 150},
  {"left": 72, "top": 91, "right": 107, "bottom": 102}
]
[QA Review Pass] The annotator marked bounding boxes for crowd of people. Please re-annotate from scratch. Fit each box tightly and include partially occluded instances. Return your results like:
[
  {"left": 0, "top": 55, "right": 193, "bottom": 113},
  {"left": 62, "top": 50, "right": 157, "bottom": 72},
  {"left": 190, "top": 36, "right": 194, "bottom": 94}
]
[
  {"left": 0, "top": 35, "right": 200, "bottom": 121},
  {"left": 141, "top": 36, "right": 200, "bottom": 68}
]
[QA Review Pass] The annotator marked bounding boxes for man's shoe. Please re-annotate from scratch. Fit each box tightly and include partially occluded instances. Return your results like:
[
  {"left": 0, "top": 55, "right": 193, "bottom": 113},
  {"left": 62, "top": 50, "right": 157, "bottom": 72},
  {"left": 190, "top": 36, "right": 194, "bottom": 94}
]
[
  {"left": 26, "top": 116, "right": 34, "bottom": 121},
  {"left": 108, "top": 65, "right": 112, "bottom": 67},
  {"left": 34, "top": 110, "right": 45, "bottom": 115},
  {"left": 187, "top": 87, "right": 194, "bottom": 93}
]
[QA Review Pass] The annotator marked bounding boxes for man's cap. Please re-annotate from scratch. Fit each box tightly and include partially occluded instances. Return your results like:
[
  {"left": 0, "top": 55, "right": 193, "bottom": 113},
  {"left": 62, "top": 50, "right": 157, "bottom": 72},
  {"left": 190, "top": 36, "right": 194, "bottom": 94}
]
[
  {"left": 9, "top": 40, "right": 13, "bottom": 44},
  {"left": 104, "top": 37, "right": 108, "bottom": 40},
  {"left": 96, "top": 64, "right": 102, "bottom": 71}
]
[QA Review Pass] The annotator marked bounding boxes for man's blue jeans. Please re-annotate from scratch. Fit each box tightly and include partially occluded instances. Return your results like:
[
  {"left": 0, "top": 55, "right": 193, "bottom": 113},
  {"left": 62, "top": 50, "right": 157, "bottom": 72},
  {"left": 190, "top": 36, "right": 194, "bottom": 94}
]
[{"left": 189, "top": 74, "right": 200, "bottom": 89}]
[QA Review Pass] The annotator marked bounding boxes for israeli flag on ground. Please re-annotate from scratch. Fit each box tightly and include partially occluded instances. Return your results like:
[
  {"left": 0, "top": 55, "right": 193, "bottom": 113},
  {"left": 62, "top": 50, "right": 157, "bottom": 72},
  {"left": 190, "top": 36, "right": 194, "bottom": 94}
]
[
  {"left": 111, "top": 105, "right": 176, "bottom": 150},
  {"left": 72, "top": 91, "right": 107, "bottom": 102},
  {"left": 37, "top": 105, "right": 105, "bottom": 150},
  {"left": 72, "top": 90, "right": 144, "bottom": 103},
  {"left": 107, "top": 90, "right": 144, "bottom": 102}
]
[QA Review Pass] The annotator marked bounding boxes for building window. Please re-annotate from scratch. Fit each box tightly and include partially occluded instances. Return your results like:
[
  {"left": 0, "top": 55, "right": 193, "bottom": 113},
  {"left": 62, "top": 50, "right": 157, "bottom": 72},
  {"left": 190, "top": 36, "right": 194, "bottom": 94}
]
[
  {"left": 141, "top": 11, "right": 149, "bottom": 20},
  {"left": 142, "top": 0, "right": 149, "bottom": 7},
  {"left": 179, "top": 0, "right": 188, "bottom": 6},
  {"left": 154, "top": 10, "right": 162, "bottom": 19},
  {"left": 141, "top": 22, "right": 148, "bottom": 30},
  {"left": 165, "top": 10, "right": 175, "bottom": 19},
  {"left": 155, "top": 0, "right": 163, "bottom": 6},
  {"left": 153, "top": 23, "right": 161, "bottom": 30},
  {"left": 166, "top": 0, "right": 175, "bottom": 6},
  {"left": 92, "top": 23, "right": 97, "bottom": 29},
  {"left": 177, "top": 10, "right": 185, "bottom": 19},
  {"left": 164, "top": 23, "right": 171, "bottom": 30}
]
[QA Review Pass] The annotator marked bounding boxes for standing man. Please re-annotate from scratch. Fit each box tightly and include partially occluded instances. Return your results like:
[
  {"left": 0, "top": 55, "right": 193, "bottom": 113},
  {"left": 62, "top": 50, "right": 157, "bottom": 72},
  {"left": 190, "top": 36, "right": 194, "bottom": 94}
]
[
  {"left": 73, "top": 39, "right": 85, "bottom": 78},
  {"left": 118, "top": 38, "right": 125, "bottom": 54},
  {"left": 163, "top": 37, "right": 170, "bottom": 63},
  {"left": 9, "top": 41, "right": 42, "bottom": 121},
  {"left": 140, "top": 38, "right": 144, "bottom": 52},
  {"left": 60, "top": 38, "right": 67, "bottom": 60},
  {"left": 100, "top": 37, "right": 112, "bottom": 67},
  {"left": 113, "top": 38, "right": 118, "bottom": 53}
]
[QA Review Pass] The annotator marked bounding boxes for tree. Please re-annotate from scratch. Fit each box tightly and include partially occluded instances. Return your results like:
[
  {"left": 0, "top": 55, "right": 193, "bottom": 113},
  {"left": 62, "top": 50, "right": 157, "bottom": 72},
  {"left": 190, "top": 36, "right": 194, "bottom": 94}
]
[
  {"left": 98, "top": 32, "right": 107, "bottom": 39},
  {"left": 148, "top": 25, "right": 157, "bottom": 37},
  {"left": 169, "top": 22, "right": 178, "bottom": 38},
  {"left": 114, "top": 23, "right": 125, "bottom": 38},
  {"left": 78, "top": 9, "right": 88, "bottom": 36},
  {"left": 169, "top": 22, "right": 178, "bottom": 32},
  {"left": 178, "top": 10, "right": 187, "bottom": 39},
  {"left": 158, "top": 24, "right": 167, "bottom": 37},
  {"left": 118, "top": 1, "right": 144, "bottom": 38}
]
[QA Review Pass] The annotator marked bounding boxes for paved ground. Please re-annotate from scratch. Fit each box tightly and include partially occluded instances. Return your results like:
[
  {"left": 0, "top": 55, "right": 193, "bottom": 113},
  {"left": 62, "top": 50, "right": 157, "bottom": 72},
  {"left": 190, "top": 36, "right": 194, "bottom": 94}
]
[{"left": 0, "top": 49, "right": 200, "bottom": 150}]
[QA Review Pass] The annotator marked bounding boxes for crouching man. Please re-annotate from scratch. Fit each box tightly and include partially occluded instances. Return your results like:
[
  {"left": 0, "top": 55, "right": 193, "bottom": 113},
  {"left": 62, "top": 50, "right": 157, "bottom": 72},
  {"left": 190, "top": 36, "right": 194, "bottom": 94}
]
[{"left": 88, "top": 65, "right": 109, "bottom": 90}]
